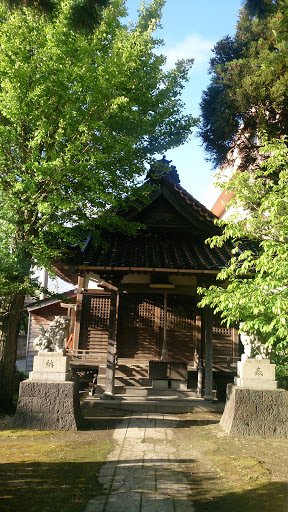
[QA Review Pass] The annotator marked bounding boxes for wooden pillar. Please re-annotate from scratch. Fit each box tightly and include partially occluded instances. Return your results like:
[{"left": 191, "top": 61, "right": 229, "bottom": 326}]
[
  {"left": 60, "top": 303, "right": 77, "bottom": 351},
  {"left": 195, "top": 310, "right": 202, "bottom": 361},
  {"left": 204, "top": 306, "right": 214, "bottom": 401},
  {"left": 73, "top": 275, "right": 84, "bottom": 351},
  {"left": 98, "top": 282, "right": 119, "bottom": 397},
  {"left": 161, "top": 292, "right": 168, "bottom": 362}
]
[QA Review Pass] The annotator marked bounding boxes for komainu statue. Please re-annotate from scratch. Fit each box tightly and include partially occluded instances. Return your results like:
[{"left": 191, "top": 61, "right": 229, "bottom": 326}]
[
  {"left": 33, "top": 316, "right": 70, "bottom": 353},
  {"left": 240, "top": 330, "right": 272, "bottom": 360}
]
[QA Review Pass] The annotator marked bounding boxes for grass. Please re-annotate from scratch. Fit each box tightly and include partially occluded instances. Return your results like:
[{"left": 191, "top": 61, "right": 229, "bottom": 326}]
[
  {"left": 0, "top": 416, "right": 114, "bottom": 512},
  {"left": 173, "top": 410, "right": 288, "bottom": 512},
  {"left": 1, "top": 404, "right": 288, "bottom": 512}
]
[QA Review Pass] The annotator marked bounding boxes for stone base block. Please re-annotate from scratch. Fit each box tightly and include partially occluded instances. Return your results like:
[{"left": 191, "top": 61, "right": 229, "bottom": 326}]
[
  {"left": 237, "top": 358, "right": 275, "bottom": 377},
  {"left": 234, "top": 377, "right": 278, "bottom": 389},
  {"left": 29, "top": 352, "right": 72, "bottom": 381},
  {"left": 171, "top": 380, "right": 187, "bottom": 390},
  {"left": 13, "top": 380, "right": 83, "bottom": 431},
  {"left": 152, "top": 379, "right": 168, "bottom": 389},
  {"left": 29, "top": 371, "right": 72, "bottom": 381},
  {"left": 220, "top": 384, "right": 288, "bottom": 438}
]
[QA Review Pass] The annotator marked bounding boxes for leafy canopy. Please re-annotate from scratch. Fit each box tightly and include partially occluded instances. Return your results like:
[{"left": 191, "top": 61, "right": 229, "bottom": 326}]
[
  {"left": 0, "top": 0, "right": 196, "bottom": 295},
  {"left": 198, "top": 136, "right": 288, "bottom": 360},
  {"left": 3, "top": 0, "right": 110, "bottom": 31}
]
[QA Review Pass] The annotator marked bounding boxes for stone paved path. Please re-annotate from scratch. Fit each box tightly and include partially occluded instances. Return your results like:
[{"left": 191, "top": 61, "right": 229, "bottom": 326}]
[{"left": 85, "top": 412, "right": 195, "bottom": 512}]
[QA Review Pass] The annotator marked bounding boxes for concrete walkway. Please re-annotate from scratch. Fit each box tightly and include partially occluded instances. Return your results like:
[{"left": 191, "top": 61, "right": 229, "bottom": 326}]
[{"left": 85, "top": 412, "right": 195, "bottom": 512}]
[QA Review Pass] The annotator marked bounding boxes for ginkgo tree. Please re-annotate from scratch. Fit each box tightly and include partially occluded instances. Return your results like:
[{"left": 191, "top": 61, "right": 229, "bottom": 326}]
[{"left": 0, "top": 0, "right": 196, "bottom": 411}]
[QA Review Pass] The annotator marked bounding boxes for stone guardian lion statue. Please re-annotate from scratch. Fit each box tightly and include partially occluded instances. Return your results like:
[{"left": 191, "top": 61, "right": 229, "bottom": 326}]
[{"left": 33, "top": 315, "right": 71, "bottom": 353}]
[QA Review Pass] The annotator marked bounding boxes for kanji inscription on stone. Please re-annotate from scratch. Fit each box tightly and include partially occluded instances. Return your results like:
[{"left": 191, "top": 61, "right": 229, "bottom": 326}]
[{"left": 255, "top": 366, "right": 263, "bottom": 377}]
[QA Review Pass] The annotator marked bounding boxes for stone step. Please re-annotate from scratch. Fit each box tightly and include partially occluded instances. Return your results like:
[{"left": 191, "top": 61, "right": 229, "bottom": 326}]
[
  {"left": 84, "top": 395, "right": 221, "bottom": 414},
  {"left": 115, "top": 389, "right": 199, "bottom": 397},
  {"left": 115, "top": 367, "right": 149, "bottom": 379},
  {"left": 95, "top": 386, "right": 198, "bottom": 397},
  {"left": 94, "top": 363, "right": 200, "bottom": 398}
]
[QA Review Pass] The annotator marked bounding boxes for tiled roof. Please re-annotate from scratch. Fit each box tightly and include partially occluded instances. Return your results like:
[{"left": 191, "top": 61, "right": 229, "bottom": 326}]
[
  {"left": 124, "top": 177, "right": 220, "bottom": 235},
  {"left": 83, "top": 231, "right": 232, "bottom": 271},
  {"left": 168, "top": 181, "right": 218, "bottom": 227},
  {"left": 78, "top": 157, "right": 248, "bottom": 272}
]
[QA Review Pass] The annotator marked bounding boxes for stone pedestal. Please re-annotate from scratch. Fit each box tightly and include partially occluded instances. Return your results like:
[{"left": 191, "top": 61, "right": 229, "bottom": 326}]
[
  {"left": 13, "top": 380, "right": 83, "bottom": 431},
  {"left": 220, "top": 384, "right": 288, "bottom": 438},
  {"left": 14, "top": 351, "right": 83, "bottom": 430},
  {"left": 235, "top": 356, "right": 277, "bottom": 390},
  {"left": 29, "top": 352, "right": 72, "bottom": 382}
]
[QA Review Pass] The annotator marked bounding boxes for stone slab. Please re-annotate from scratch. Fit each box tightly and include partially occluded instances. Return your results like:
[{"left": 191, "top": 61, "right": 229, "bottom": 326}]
[
  {"left": 234, "top": 377, "right": 278, "bottom": 390},
  {"left": 29, "top": 371, "right": 72, "bottom": 382},
  {"left": 152, "top": 379, "right": 169, "bottom": 389},
  {"left": 237, "top": 359, "right": 276, "bottom": 381},
  {"left": 32, "top": 352, "right": 71, "bottom": 372},
  {"left": 13, "top": 380, "right": 83, "bottom": 431},
  {"left": 29, "top": 353, "right": 72, "bottom": 382},
  {"left": 220, "top": 384, "right": 288, "bottom": 438},
  {"left": 171, "top": 380, "right": 188, "bottom": 390}
]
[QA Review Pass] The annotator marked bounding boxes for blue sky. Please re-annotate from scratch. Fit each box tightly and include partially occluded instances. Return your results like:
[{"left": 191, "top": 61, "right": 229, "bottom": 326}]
[{"left": 125, "top": 0, "right": 243, "bottom": 206}]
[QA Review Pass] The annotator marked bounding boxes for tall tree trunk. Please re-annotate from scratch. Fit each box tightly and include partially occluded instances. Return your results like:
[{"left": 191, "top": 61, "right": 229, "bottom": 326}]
[{"left": 0, "top": 293, "right": 26, "bottom": 412}]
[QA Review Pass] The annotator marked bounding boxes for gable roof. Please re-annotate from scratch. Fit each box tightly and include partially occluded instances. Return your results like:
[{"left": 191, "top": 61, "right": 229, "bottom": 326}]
[
  {"left": 27, "top": 290, "right": 77, "bottom": 313},
  {"left": 79, "top": 159, "right": 233, "bottom": 273}
]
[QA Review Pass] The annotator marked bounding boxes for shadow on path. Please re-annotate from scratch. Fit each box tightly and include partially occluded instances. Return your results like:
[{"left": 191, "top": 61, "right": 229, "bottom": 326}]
[{"left": 0, "top": 456, "right": 287, "bottom": 511}]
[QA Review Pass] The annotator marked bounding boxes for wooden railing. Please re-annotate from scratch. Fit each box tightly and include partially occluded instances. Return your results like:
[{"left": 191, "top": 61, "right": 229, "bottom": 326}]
[{"left": 69, "top": 349, "right": 106, "bottom": 365}]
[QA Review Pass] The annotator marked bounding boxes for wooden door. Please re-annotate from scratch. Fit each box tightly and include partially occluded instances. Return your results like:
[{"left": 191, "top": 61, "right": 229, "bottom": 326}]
[
  {"left": 117, "top": 293, "right": 196, "bottom": 362},
  {"left": 117, "top": 294, "right": 162, "bottom": 360},
  {"left": 166, "top": 294, "right": 196, "bottom": 362}
]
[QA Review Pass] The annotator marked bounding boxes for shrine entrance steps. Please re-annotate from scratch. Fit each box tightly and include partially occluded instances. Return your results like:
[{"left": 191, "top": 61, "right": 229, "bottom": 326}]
[{"left": 88, "top": 361, "right": 214, "bottom": 414}]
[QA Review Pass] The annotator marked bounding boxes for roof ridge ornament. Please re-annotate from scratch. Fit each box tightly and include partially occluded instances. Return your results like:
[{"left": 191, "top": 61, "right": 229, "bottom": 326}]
[{"left": 145, "top": 155, "right": 180, "bottom": 185}]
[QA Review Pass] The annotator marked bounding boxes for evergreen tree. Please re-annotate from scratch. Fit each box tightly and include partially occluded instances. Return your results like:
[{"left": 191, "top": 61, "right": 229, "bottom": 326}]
[{"left": 199, "top": 0, "right": 287, "bottom": 168}]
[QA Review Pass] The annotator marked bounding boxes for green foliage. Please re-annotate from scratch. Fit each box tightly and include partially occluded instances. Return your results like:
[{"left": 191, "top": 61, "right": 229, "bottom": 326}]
[
  {"left": 68, "top": 0, "right": 110, "bottom": 32},
  {"left": 15, "top": 369, "right": 28, "bottom": 382},
  {"left": 3, "top": 0, "right": 110, "bottom": 31},
  {"left": 275, "top": 363, "right": 288, "bottom": 389},
  {"left": 243, "top": 0, "right": 278, "bottom": 18},
  {"left": 198, "top": 136, "right": 288, "bottom": 358},
  {"left": 0, "top": 0, "right": 196, "bottom": 295},
  {"left": 199, "top": 0, "right": 288, "bottom": 167}
]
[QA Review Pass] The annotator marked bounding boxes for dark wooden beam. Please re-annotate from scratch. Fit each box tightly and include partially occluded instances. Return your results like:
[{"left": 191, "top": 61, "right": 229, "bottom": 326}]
[
  {"left": 204, "top": 306, "right": 214, "bottom": 401},
  {"left": 76, "top": 265, "right": 219, "bottom": 275},
  {"left": 73, "top": 275, "right": 84, "bottom": 351},
  {"left": 103, "top": 288, "right": 118, "bottom": 397}
]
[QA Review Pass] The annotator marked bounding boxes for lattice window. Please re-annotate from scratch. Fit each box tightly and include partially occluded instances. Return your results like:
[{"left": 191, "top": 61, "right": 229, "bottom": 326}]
[
  {"left": 137, "top": 297, "right": 158, "bottom": 328},
  {"left": 166, "top": 295, "right": 196, "bottom": 330},
  {"left": 119, "top": 294, "right": 161, "bottom": 328},
  {"left": 119, "top": 293, "right": 196, "bottom": 330},
  {"left": 212, "top": 314, "right": 232, "bottom": 336},
  {"left": 88, "top": 296, "right": 110, "bottom": 329}
]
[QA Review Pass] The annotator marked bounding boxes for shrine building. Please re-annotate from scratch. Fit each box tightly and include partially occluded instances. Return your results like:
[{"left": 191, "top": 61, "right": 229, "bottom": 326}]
[{"left": 26, "top": 158, "right": 239, "bottom": 399}]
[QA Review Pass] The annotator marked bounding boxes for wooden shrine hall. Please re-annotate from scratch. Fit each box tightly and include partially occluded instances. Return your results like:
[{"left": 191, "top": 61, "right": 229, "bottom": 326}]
[{"left": 50, "top": 158, "right": 239, "bottom": 399}]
